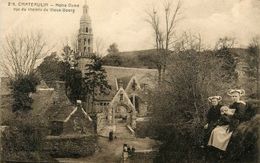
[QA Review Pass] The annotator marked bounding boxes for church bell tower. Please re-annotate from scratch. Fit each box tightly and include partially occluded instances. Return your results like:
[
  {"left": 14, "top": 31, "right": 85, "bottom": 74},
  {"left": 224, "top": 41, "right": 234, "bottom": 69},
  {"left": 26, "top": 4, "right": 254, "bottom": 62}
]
[{"left": 78, "top": 1, "right": 93, "bottom": 57}]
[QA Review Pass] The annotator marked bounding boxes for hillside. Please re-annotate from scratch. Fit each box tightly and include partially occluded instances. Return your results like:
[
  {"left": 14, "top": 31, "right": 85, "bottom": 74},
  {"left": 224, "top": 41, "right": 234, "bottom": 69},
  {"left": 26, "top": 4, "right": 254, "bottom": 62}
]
[
  {"left": 102, "top": 49, "right": 158, "bottom": 69},
  {"left": 102, "top": 48, "right": 252, "bottom": 69}
]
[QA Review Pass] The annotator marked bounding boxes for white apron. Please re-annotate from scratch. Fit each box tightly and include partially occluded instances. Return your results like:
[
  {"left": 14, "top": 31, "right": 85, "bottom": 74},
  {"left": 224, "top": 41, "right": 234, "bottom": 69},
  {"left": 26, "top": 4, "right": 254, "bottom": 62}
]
[{"left": 208, "top": 125, "right": 233, "bottom": 151}]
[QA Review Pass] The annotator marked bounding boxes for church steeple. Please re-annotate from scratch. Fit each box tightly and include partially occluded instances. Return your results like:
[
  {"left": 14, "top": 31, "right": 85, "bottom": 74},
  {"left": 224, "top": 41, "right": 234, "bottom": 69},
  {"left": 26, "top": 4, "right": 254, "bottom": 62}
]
[{"left": 78, "top": 0, "right": 93, "bottom": 57}]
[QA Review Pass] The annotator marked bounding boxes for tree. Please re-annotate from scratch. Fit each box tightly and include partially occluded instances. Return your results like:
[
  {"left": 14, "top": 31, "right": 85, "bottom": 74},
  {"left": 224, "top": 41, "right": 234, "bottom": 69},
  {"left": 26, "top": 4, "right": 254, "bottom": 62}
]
[
  {"left": 103, "top": 43, "right": 122, "bottom": 66},
  {"left": 10, "top": 73, "right": 40, "bottom": 113},
  {"left": 95, "top": 37, "right": 106, "bottom": 57},
  {"left": 149, "top": 34, "right": 233, "bottom": 162},
  {"left": 246, "top": 37, "right": 260, "bottom": 100},
  {"left": 0, "top": 31, "right": 50, "bottom": 113},
  {"left": 146, "top": 0, "right": 181, "bottom": 83},
  {"left": 37, "top": 45, "right": 86, "bottom": 104},
  {"left": 1, "top": 32, "right": 49, "bottom": 78},
  {"left": 37, "top": 52, "right": 67, "bottom": 82},
  {"left": 83, "top": 55, "right": 111, "bottom": 111},
  {"left": 66, "top": 68, "right": 85, "bottom": 104},
  {"left": 107, "top": 43, "right": 119, "bottom": 54},
  {"left": 214, "top": 37, "right": 237, "bottom": 81}
]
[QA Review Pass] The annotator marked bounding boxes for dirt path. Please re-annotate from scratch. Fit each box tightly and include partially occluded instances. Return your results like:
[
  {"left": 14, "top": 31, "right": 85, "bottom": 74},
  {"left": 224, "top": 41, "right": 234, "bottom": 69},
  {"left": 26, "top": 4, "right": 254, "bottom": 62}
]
[{"left": 57, "top": 136, "right": 159, "bottom": 163}]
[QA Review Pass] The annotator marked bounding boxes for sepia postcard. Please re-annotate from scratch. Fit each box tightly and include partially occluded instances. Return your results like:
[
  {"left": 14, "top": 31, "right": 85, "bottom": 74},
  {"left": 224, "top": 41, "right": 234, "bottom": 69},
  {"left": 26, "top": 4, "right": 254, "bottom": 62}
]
[{"left": 0, "top": 0, "right": 260, "bottom": 162}]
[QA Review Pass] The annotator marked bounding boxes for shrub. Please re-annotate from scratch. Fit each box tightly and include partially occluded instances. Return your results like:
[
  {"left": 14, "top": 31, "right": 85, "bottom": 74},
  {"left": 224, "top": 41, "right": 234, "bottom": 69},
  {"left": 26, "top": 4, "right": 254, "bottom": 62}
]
[
  {"left": 44, "top": 135, "right": 97, "bottom": 158},
  {"left": 1, "top": 123, "right": 55, "bottom": 162},
  {"left": 10, "top": 73, "right": 40, "bottom": 112}
]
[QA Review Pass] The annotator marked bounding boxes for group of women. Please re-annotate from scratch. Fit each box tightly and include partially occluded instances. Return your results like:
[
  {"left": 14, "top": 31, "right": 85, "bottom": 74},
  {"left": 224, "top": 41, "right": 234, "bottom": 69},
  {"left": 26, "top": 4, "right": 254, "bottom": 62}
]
[{"left": 204, "top": 89, "right": 248, "bottom": 156}]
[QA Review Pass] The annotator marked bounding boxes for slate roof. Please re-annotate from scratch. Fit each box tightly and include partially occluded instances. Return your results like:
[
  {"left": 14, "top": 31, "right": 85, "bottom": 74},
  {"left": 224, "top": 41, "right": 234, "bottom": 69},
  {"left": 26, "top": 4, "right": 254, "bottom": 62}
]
[
  {"left": 116, "top": 75, "right": 132, "bottom": 89},
  {"left": 48, "top": 104, "right": 76, "bottom": 122},
  {"left": 94, "top": 66, "right": 157, "bottom": 101}
]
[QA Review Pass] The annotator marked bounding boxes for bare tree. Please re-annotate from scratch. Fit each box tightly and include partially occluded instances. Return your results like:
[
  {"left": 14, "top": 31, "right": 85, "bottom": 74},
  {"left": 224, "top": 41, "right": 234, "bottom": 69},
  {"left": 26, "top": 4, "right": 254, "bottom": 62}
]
[
  {"left": 146, "top": 0, "right": 182, "bottom": 83},
  {"left": 95, "top": 37, "right": 106, "bottom": 57},
  {"left": 1, "top": 31, "right": 50, "bottom": 78},
  {"left": 146, "top": 7, "right": 164, "bottom": 82}
]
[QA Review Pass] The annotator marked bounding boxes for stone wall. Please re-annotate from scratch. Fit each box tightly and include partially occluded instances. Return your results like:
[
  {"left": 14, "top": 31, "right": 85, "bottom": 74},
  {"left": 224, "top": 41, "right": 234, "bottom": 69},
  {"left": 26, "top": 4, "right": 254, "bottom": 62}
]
[{"left": 96, "top": 112, "right": 107, "bottom": 133}]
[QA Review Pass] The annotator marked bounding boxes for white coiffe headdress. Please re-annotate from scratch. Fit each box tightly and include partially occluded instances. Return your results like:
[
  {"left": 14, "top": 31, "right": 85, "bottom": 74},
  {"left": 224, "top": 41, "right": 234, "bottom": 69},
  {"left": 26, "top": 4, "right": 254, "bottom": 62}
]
[
  {"left": 227, "top": 89, "right": 245, "bottom": 96},
  {"left": 208, "top": 96, "right": 222, "bottom": 102}
]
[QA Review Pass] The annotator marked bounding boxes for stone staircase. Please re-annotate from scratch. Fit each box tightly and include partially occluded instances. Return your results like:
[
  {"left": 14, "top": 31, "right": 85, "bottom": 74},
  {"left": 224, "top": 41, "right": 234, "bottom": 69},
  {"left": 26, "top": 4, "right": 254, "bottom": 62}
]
[
  {"left": 114, "top": 122, "right": 135, "bottom": 139},
  {"left": 98, "top": 119, "right": 135, "bottom": 139}
]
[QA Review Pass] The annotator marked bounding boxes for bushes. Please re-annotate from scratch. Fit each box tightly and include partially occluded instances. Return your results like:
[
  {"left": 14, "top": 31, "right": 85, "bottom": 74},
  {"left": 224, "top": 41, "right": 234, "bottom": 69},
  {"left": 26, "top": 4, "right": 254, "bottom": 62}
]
[
  {"left": 226, "top": 116, "right": 260, "bottom": 162},
  {"left": 10, "top": 73, "right": 40, "bottom": 112},
  {"left": 44, "top": 135, "right": 97, "bottom": 157},
  {"left": 1, "top": 124, "right": 56, "bottom": 162},
  {"left": 154, "top": 121, "right": 205, "bottom": 162}
]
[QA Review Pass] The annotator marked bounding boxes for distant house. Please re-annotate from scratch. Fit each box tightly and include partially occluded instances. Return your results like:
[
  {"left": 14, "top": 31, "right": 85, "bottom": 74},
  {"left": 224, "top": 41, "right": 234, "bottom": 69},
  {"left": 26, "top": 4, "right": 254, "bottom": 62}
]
[
  {"left": 47, "top": 102, "right": 94, "bottom": 136},
  {"left": 33, "top": 81, "right": 95, "bottom": 136}
]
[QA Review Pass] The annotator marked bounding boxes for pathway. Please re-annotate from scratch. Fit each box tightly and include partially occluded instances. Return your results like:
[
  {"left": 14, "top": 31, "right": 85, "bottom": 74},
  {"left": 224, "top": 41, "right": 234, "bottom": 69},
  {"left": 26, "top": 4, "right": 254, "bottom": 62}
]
[{"left": 57, "top": 136, "right": 160, "bottom": 163}]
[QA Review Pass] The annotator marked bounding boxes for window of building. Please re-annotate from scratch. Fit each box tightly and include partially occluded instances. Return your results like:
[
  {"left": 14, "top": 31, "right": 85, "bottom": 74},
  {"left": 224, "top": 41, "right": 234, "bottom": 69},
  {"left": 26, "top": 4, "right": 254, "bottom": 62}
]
[
  {"left": 84, "top": 47, "right": 86, "bottom": 52},
  {"left": 86, "top": 27, "right": 88, "bottom": 33},
  {"left": 88, "top": 47, "right": 90, "bottom": 52},
  {"left": 120, "top": 93, "right": 123, "bottom": 101},
  {"left": 88, "top": 39, "right": 90, "bottom": 44},
  {"left": 132, "top": 79, "right": 137, "bottom": 91},
  {"left": 84, "top": 38, "right": 86, "bottom": 45}
]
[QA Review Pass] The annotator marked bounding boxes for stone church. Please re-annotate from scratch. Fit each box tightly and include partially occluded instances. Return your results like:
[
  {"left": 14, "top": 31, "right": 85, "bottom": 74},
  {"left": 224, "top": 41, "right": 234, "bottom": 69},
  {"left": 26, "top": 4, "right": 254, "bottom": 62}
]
[{"left": 74, "top": 2, "right": 158, "bottom": 137}]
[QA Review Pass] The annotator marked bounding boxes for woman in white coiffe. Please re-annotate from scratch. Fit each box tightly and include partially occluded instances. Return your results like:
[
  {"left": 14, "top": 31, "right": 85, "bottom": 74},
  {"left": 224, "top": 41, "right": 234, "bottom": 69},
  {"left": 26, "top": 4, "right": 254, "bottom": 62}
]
[{"left": 208, "top": 89, "right": 247, "bottom": 153}]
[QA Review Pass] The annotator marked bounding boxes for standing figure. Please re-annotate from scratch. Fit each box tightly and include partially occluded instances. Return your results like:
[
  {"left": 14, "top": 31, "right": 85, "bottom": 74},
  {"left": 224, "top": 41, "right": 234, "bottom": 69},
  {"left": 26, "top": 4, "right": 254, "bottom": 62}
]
[{"left": 202, "top": 96, "right": 222, "bottom": 147}]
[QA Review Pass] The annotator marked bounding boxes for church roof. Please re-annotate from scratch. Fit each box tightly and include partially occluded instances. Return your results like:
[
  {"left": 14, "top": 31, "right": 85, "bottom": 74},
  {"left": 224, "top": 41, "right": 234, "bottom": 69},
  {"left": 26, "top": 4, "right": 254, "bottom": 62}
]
[
  {"left": 94, "top": 66, "right": 157, "bottom": 101},
  {"left": 116, "top": 75, "right": 132, "bottom": 89}
]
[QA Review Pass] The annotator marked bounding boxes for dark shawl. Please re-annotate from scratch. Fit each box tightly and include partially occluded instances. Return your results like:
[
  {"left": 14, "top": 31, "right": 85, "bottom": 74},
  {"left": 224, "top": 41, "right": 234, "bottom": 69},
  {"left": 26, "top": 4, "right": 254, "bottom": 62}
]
[{"left": 207, "top": 104, "right": 222, "bottom": 124}]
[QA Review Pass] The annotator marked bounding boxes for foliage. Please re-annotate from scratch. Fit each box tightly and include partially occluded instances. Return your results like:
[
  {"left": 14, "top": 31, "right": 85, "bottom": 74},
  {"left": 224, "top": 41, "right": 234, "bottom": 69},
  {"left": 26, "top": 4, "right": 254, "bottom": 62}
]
[
  {"left": 45, "top": 135, "right": 97, "bottom": 158},
  {"left": 83, "top": 55, "right": 111, "bottom": 108},
  {"left": 102, "top": 53, "right": 122, "bottom": 66},
  {"left": 149, "top": 35, "right": 235, "bottom": 161},
  {"left": 1, "top": 114, "right": 53, "bottom": 162},
  {"left": 37, "top": 52, "right": 69, "bottom": 82},
  {"left": 107, "top": 43, "right": 119, "bottom": 54},
  {"left": 10, "top": 73, "right": 40, "bottom": 112},
  {"left": 65, "top": 68, "right": 86, "bottom": 104},
  {"left": 245, "top": 37, "right": 260, "bottom": 99},
  {"left": 103, "top": 43, "right": 122, "bottom": 66},
  {"left": 214, "top": 37, "right": 238, "bottom": 81},
  {"left": 37, "top": 45, "right": 85, "bottom": 104},
  {"left": 226, "top": 116, "right": 260, "bottom": 162}
]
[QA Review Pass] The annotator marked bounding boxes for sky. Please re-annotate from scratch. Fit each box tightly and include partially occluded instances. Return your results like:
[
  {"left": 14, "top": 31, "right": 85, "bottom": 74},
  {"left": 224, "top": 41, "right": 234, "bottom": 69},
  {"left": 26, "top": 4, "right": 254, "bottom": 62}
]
[{"left": 0, "top": 0, "right": 260, "bottom": 53}]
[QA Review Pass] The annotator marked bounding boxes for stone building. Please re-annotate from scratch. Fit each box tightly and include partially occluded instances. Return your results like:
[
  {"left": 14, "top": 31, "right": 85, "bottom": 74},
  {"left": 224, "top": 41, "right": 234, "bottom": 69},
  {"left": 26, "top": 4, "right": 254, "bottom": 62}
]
[
  {"left": 32, "top": 81, "right": 95, "bottom": 136},
  {"left": 90, "top": 66, "right": 157, "bottom": 137},
  {"left": 72, "top": 2, "right": 158, "bottom": 138}
]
